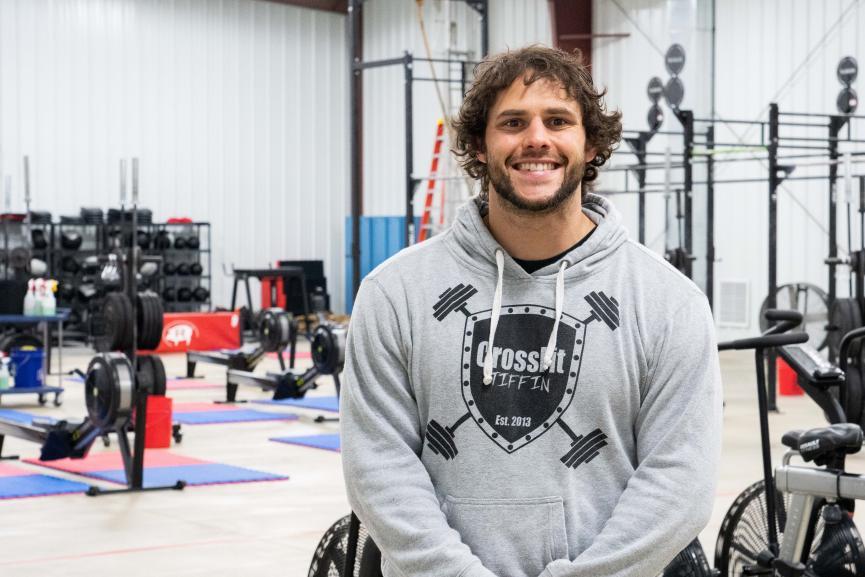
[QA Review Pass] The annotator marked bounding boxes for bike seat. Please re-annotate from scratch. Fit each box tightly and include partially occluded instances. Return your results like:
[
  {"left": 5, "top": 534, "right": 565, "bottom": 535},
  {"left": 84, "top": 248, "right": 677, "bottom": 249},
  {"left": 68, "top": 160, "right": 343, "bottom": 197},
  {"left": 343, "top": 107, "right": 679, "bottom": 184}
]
[{"left": 781, "top": 423, "right": 864, "bottom": 464}]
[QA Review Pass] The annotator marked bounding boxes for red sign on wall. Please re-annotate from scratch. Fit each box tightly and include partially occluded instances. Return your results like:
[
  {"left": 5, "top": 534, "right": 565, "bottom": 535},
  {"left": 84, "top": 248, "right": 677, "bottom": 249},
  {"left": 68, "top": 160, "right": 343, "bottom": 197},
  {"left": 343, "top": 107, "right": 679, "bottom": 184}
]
[{"left": 155, "top": 311, "right": 241, "bottom": 353}]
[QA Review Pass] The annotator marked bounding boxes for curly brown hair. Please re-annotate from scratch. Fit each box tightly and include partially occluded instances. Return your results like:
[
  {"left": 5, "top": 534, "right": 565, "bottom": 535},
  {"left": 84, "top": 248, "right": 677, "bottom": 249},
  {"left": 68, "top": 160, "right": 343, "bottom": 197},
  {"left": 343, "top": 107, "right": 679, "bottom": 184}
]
[{"left": 452, "top": 45, "right": 622, "bottom": 199}]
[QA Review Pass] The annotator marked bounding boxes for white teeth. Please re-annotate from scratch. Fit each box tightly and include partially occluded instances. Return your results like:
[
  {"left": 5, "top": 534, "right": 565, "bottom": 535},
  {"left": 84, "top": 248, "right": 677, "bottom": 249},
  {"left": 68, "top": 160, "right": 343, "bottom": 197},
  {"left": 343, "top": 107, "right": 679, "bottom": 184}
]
[{"left": 516, "top": 162, "right": 556, "bottom": 172}]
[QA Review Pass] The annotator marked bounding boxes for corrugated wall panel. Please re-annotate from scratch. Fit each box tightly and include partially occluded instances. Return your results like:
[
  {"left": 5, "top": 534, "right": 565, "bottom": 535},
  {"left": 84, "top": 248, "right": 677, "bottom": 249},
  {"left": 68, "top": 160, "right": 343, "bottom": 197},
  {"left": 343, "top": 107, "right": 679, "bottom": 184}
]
[
  {"left": 592, "top": 0, "right": 864, "bottom": 339},
  {"left": 362, "top": 0, "right": 553, "bottom": 219},
  {"left": 488, "top": 0, "right": 553, "bottom": 53},
  {"left": 0, "top": 0, "right": 348, "bottom": 312}
]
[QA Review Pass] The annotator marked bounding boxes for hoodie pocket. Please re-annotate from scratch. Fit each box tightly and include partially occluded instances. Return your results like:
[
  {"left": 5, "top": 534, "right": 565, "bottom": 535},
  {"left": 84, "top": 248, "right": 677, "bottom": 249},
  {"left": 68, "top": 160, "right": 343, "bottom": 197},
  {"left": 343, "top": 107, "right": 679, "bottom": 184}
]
[{"left": 443, "top": 495, "right": 569, "bottom": 577}]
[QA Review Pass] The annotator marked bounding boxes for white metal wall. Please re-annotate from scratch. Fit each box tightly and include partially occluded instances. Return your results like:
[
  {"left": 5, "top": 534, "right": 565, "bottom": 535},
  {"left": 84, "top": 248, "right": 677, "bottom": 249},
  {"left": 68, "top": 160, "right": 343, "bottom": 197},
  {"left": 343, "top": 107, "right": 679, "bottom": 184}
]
[
  {"left": 362, "top": 0, "right": 552, "bottom": 217},
  {"left": 0, "top": 0, "right": 348, "bottom": 312},
  {"left": 592, "top": 0, "right": 865, "bottom": 339}
]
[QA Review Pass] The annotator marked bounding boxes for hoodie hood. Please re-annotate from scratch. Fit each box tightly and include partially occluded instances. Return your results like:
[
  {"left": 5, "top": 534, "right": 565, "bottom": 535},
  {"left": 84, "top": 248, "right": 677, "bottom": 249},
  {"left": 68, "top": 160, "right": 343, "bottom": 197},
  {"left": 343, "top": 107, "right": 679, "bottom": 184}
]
[{"left": 446, "top": 192, "right": 629, "bottom": 281}]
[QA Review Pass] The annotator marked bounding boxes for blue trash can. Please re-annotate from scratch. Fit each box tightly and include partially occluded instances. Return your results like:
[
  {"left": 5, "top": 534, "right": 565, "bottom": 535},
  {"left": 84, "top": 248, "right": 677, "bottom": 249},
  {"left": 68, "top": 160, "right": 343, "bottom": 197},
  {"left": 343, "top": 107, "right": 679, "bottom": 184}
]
[{"left": 11, "top": 347, "right": 45, "bottom": 388}]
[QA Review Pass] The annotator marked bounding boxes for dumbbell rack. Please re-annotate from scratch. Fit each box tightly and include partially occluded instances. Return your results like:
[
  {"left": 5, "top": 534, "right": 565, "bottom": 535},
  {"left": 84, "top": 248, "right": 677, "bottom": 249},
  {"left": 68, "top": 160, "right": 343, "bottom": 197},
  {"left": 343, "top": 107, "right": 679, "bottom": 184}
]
[{"left": 146, "top": 222, "right": 211, "bottom": 313}]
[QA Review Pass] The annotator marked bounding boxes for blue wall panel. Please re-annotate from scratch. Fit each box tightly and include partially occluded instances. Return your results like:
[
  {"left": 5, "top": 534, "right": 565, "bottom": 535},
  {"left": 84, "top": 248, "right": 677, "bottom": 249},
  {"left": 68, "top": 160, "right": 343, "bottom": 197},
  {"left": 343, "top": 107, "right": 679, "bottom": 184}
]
[{"left": 345, "top": 216, "right": 419, "bottom": 312}]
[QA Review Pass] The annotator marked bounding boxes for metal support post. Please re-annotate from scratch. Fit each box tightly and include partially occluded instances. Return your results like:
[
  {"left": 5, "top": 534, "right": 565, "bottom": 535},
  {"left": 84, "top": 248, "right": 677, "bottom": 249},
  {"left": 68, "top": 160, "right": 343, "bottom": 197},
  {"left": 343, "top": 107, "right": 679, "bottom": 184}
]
[
  {"left": 767, "top": 103, "right": 780, "bottom": 411},
  {"left": 404, "top": 52, "right": 415, "bottom": 247},
  {"left": 706, "top": 125, "right": 715, "bottom": 310},
  {"left": 349, "top": 0, "right": 363, "bottom": 299}
]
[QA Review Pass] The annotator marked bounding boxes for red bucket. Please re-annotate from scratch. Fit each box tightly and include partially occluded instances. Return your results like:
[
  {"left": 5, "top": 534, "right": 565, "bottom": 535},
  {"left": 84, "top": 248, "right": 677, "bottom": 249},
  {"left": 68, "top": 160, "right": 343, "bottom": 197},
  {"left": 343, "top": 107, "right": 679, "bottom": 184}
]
[
  {"left": 144, "top": 396, "right": 173, "bottom": 449},
  {"left": 777, "top": 358, "right": 803, "bottom": 396}
]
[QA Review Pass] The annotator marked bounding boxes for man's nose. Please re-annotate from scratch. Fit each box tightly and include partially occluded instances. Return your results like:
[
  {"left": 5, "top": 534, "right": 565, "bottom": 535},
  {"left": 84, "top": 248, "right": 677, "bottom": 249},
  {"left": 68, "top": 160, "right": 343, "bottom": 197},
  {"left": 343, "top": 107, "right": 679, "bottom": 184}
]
[{"left": 523, "top": 117, "right": 551, "bottom": 149}]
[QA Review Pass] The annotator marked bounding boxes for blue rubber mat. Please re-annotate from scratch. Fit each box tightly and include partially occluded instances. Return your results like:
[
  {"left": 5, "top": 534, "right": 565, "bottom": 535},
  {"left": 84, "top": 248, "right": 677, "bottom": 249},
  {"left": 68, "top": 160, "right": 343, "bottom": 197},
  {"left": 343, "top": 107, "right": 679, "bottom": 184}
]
[
  {"left": 172, "top": 409, "right": 299, "bottom": 425},
  {"left": 0, "top": 474, "right": 90, "bottom": 499},
  {"left": 254, "top": 396, "right": 339, "bottom": 413},
  {"left": 0, "top": 408, "right": 56, "bottom": 425},
  {"left": 86, "top": 463, "right": 288, "bottom": 487},
  {"left": 270, "top": 433, "right": 341, "bottom": 453},
  {"left": 0, "top": 408, "right": 37, "bottom": 424}
]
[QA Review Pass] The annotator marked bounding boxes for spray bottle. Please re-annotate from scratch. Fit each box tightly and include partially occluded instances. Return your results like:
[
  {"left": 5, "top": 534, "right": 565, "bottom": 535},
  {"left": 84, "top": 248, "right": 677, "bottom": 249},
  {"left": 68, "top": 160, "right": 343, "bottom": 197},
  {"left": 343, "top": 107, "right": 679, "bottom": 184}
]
[
  {"left": 43, "top": 280, "right": 57, "bottom": 316},
  {"left": 33, "top": 279, "right": 44, "bottom": 316},
  {"left": 23, "top": 279, "right": 36, "bottom": 316},
  {"left": 0, "top": 355, "right": 10, "bottom": 390}
]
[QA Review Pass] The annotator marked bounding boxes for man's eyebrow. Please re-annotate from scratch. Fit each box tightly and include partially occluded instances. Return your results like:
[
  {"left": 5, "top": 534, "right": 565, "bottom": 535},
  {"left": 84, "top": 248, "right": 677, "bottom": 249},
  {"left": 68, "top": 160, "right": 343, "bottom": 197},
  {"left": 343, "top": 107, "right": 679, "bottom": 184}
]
[{"left": 495, "top": 107, "right": 578, "bottom": 118}]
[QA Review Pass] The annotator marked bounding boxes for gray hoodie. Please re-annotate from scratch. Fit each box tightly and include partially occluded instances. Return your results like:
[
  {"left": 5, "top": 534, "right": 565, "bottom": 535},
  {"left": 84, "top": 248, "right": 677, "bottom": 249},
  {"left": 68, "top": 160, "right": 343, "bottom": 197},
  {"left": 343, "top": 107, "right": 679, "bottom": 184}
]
[{"left": 341, "top": 194, "right": 723, "bottom": 577}]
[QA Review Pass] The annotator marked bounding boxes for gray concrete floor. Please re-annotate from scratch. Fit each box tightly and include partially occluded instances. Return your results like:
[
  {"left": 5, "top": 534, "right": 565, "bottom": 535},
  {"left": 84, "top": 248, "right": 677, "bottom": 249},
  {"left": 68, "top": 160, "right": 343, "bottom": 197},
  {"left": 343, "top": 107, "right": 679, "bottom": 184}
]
[{"left": 0, "top": 346, "right": 861, "bottom": 576}]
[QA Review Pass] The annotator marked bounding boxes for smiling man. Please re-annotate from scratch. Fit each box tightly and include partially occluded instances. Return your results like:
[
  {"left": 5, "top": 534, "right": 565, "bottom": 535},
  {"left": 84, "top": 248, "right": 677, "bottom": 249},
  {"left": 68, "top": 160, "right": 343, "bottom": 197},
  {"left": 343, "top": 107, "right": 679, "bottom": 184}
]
[{"left": 341, "top": 46, "right": 722, "bottom": 577}]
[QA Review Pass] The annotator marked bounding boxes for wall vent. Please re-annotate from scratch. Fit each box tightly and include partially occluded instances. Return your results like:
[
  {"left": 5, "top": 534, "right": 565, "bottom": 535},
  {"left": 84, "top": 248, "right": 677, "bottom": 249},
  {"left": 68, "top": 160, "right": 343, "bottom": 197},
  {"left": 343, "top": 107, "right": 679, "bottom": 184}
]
[{"left": 718, "top": 280, "right": 750, "bottom": 328}]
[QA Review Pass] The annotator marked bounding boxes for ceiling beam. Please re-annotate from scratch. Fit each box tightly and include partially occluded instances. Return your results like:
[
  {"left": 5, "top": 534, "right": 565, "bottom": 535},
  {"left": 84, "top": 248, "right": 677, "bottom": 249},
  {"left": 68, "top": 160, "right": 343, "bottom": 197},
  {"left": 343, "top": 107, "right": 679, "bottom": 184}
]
[{"left": 259, "top": 0, "right": 347, "bottom": 14}]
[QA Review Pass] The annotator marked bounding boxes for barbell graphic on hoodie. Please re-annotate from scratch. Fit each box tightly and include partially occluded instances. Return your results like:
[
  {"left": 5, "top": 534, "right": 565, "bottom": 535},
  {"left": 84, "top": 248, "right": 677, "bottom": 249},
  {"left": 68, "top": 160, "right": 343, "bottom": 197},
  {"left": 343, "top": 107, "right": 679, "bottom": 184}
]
[{"left": 425, "top": 288, "right": 619, "bottom": 469}]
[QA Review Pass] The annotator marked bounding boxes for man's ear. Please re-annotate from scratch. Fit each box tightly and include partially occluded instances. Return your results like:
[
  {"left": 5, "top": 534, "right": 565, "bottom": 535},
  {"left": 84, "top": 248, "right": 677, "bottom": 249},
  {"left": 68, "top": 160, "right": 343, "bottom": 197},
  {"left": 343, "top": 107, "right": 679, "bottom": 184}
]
[
  {"left": 585, "top": 145, "right": 597, "bottom": 162},
  {"left": 476, "top": 137, "right": 487, "bottom": 164}
]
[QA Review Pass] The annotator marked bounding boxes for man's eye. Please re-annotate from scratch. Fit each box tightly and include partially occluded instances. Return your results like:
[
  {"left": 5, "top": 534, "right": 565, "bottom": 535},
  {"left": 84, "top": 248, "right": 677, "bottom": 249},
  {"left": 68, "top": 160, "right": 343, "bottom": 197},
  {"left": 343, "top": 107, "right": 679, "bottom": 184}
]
[
  {"left": 549, "top": 118, "right": 569, "bottom": 127},
  {"left": 503, "top": 119, "right": 522, "bottom": 128}
]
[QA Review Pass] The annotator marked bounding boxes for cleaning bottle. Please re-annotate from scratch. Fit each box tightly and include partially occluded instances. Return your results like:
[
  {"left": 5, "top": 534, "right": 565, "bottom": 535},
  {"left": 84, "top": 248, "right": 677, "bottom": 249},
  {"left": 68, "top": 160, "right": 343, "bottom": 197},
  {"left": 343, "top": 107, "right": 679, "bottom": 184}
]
[
  {"left": 23, "top": 279, "right": 36, "bottom": 316},
  {"left": 33, "top": 279, "right": 44, "bottom": 316},
  {"left": 0, "top": 356, "right": 10, "bottom": 390},
  {"left": 43, "top": 280, "right": 57, "bottom": 316}
]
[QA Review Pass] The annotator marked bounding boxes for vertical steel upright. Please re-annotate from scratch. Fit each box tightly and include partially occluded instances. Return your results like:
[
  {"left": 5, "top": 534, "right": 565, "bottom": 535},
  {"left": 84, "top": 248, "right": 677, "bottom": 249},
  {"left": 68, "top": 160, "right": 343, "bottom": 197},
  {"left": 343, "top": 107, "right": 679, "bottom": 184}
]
[
  {"left": 624, "top": 132, "right": 655, "bottom": 245},
  {"left": 349, "top": 0, "right": 363, "bottom": 299},
  {"left": 767, "top": 103, "right": 780, "bottom": 411},
  {"left": 827, "top": 114, "right": 849, "bottom": 302},
  {"left": 706, "top": 125, "right": 715, "bottom": 310},
  {"left": 404, "top": 52, "right": 415, "bottom": 246},
  {"left": 673, "top": 110, "right": 694, "bottom": 278}
]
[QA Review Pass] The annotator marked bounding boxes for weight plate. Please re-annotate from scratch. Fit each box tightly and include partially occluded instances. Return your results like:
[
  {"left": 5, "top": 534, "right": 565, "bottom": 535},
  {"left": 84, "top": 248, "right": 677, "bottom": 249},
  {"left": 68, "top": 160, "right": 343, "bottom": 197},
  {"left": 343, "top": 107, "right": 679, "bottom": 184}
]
[
  {"left": 647, "top": 104, "right": 664, "bottom": 132},
  {"left": 664, "top": 43, "right": 686, "bottom": 76},
  {"left": 190, "top": 262, "right": 203, "bottom": 276},
  {"left": 837, "top": 87, "right": 858, "bottom": 115},
  {"left": 311, "top": 324, "right": 347, "bottom": 375},
  {"left": 838, "top": 56, "right": 858, "bottom": 85},
  {"left": 759, "top": 283, "right": 830, "bottom": 352},
  {"left": 95, "top": 292, "right": 134, "bottom": 352},
  {"left": 85, "top": 353, "right": 134, "bottom": 430},
  {"left": 177, "top": 287, "right": 192, "bottom": 302},
  {"left": 647, "top": 76, "right": 664, "bottom": 103},
  {"left": 664, "top": 77, "right": 685, "bottom": 109},
  {"left": 137, "top": 354, "right": 167, "bottom": 397},
  {"left": 137, "top": 292, "right": 164, "bottom": 350},
  {"left": 827, "top": 297, "right": 863, "bottom": 364},
  {"left": 186, "top": 236, "right": 200, "bottom": 249}
]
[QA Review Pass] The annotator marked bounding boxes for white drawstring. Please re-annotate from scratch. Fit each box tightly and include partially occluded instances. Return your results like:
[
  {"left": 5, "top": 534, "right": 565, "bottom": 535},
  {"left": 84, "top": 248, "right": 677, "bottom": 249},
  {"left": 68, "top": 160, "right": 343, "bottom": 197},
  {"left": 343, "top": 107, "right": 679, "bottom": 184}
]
[
  {"left": 541, "top": 260, "right": 568, "bottom": 372},
  {"left": 483, "top": 249, "right": 505, "bottom": 385}
]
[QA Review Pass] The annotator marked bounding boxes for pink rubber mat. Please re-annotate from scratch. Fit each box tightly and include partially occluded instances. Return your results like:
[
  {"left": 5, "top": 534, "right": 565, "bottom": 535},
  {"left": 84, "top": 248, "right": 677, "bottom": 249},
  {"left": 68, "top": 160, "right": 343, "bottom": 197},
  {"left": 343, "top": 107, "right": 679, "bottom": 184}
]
[{"left": 24, "top": 450, "right": 208, "bottom": 473}]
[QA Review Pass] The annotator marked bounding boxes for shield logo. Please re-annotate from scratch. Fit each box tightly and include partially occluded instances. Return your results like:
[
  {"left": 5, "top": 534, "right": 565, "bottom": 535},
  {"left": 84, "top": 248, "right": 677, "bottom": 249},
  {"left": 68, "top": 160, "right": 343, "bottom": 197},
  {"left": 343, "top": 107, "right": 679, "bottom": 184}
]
[{"left": 460, "top": 304, "right": 587, "bottom": 453}]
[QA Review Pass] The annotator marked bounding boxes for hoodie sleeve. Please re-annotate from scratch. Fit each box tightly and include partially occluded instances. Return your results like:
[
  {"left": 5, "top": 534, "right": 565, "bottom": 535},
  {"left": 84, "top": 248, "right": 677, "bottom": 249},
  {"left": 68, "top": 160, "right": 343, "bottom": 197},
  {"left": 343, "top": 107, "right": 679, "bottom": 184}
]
[
  {"left": 341, "top": 278, "right": 498, "bottom": 577},
  {"left": 538, "top": 294, "right": 723, "bottom": 577}
]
